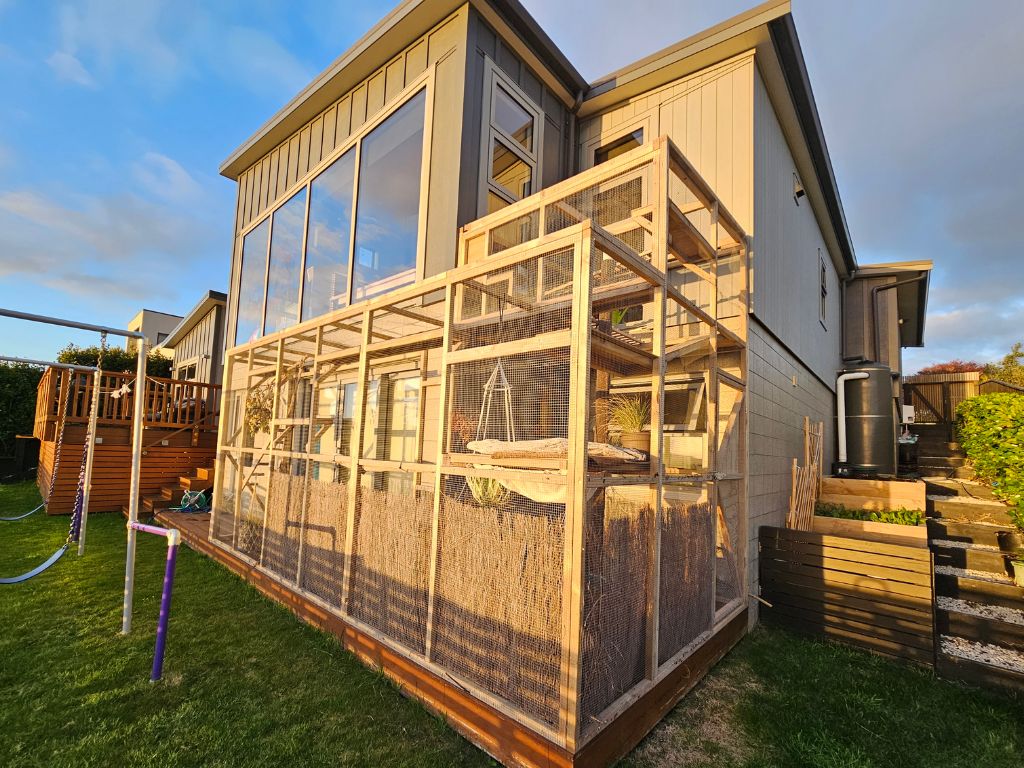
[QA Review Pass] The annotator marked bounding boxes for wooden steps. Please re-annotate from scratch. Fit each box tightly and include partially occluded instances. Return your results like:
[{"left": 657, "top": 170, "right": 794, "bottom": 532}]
[{"left": 120, "top": 466, "right": 214, "bottom": 517}]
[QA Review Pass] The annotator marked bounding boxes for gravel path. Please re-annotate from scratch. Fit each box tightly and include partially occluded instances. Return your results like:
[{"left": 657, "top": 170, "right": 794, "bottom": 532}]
[
  {"left": 932, "top": 539, "right": 999, "bottom": 552},
  {"left": 934, "top": 564, "right": 1014, "bottom": 584},
  {"left": 936, "top": 596, "right": 1024, "bottom": 626},
  {"left": 941, "top": 635, "right": 1024, "bottom": 674}
]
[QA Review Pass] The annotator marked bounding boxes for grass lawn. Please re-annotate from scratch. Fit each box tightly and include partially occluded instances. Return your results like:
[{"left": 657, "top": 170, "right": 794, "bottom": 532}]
[{"left": 1, "top": 481, "right": 1022, "bottom": 768}]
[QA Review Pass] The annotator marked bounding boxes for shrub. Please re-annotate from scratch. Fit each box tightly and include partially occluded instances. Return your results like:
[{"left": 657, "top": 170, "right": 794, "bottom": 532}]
[
  {"left": 0, "top": 363, "right": 44, "bottom": 456},
  {"left": 956, "top": 393, "right": 1024, "bottom": 507},
  {"left": 57, "top": 343, "right": 172, "bottom": 378},
  {"left": 814, "top": 501, "right": 925, "bottom": 527}
]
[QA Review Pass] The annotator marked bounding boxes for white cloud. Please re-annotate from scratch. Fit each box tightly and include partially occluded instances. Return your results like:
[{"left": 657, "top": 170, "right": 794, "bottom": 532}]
[
  {"left": 45, "top": 50, "right": 96, "bottom": 87},
  {"left": 132, "top": 152, "right": 202, "bottom": 205},
  {"left": 218, "top": 26, "right": 314, "bottom": 97}
]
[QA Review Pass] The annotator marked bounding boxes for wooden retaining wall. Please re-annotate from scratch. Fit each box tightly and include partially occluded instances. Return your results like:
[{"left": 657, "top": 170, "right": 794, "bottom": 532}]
[
  {"left": 37, "top": 425, "right": 215, "bottom": 515},
  {"left": 759, "top": 526, "right": 934, "bottom": 665}
]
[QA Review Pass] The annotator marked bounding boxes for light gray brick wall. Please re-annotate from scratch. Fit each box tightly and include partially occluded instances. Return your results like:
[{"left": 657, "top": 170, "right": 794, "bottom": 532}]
[{"left": 746, "top": 319, "right": 837, "bottom": 619}]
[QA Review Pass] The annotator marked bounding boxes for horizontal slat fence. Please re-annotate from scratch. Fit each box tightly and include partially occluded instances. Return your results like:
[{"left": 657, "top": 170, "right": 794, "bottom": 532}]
[{"left": 759, "top": 526, "right": 935, "bottom": 665}]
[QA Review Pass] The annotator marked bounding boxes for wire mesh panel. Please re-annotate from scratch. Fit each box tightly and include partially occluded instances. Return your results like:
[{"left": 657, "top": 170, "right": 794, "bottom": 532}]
[
  {"left": 579, "top": 485, "right": 652, "bottom": 736},
  {"left": 348, "top": 471, "right": 433, "bottom": 653},
  {"left": 234, "top": 453, "right": 272, "bottom": 562},
  {"left": 658, "top": 484, "right": 714, "bottom": 666},
  {"left": 211, "top": 451, "right": 240, "bottom": 545},
  {"left": 297, "top": 463, "right": 349, "bottom": 607},
  {"left": 431, "top": 473, "right": 566, "bottom": 728},
  {"left": 260, "top": 460, "right": 306, "bottom": 582},
  {"left": 715, "top": 378, "right": 745, "bottom": 610}
]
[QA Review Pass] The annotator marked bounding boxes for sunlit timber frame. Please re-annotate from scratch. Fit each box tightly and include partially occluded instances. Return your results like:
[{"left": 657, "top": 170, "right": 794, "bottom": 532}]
[
  {"left": 226, "top": 65, "right": 438, "bottom": 349},
  {"left": 210, "top": 136, "right": 750, "bottom": 755}
]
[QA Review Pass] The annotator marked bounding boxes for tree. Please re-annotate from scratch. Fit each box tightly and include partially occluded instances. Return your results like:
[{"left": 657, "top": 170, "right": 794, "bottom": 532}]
[
  {"left": 915, "top": 360, "right": 986, "bottom": 375},
  {"left": 57, "top": 344, "right": 172, "bottom": 378},
  {"left": 0, "top": 363, "right": 44, "bottom": 456},
  {"left": 984, "top": 341, "right": 1024, "bottom": 387}
]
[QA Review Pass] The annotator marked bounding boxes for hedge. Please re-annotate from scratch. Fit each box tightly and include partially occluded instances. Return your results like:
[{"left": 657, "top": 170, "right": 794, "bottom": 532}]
[
  {"left": 956, "top": 393, "right": 1024, "bottom": 507},
  {"left": 0, "top": 364, "right": 44, "bottom": 456}
]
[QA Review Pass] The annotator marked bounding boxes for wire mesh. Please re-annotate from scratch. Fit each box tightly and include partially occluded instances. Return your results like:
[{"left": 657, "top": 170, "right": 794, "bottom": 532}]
[
  {"left": 234, "top": 453, "right": 271, "bottom": 561},
  {"left": 658, "top": 485, "right": 714, "bottom": 666},
  {"left": 489, "top": 210, "right": 539, "bottom": 255},
  {"left": 210, "top": 450, "right": 239, "bottom": 545},
  {"left": 579, "top": 485, "right": 652, "bottom": 735},
  {"left": 297, "top": 464, "right": 349, "bottom": 607},
  {"left": 348, "top": 471, "right": 432, "bottom": 653},
  {"left": 431, "top": 473, "right": 566, "bottom": 727},
  {"left": 260, "top": 460, "right": 306, "bottom": 581}
]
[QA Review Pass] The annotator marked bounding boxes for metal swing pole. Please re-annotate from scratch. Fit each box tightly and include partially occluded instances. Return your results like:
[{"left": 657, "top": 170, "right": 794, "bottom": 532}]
[{"left": 122, "top": 336, "right": 149, "bottom": 634}]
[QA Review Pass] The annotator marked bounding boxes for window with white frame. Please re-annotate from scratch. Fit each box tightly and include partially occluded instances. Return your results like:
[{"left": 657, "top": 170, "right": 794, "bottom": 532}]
[
  {"left": 819, "top": 250, "right": 828, "bottom": 327},
  {"left": 480, "top": 59, "right": 542, "bottom": 215}
]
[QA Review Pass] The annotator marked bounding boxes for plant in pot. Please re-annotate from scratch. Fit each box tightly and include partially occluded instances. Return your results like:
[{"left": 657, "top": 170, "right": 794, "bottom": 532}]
[
  {"left": 467, "top": 476, "right": 510, "bottom": 509},
  {"left": 609, "top": 395, "right": 650, "bottom": 454}
]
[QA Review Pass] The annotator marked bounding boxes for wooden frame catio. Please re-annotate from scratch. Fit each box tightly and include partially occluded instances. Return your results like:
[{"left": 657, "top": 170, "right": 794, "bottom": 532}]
[{"left": 209, "top": 137, "right": 750, "bottom": 765}]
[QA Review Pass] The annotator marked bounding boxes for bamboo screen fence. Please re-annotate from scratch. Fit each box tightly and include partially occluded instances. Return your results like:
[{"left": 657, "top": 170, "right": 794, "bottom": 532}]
[{"left": 210, "top": 137, "right": 749, "bottom": 752}]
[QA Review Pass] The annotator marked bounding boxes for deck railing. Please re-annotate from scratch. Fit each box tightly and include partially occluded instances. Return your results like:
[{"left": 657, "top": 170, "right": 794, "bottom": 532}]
[{"left": 34, "top": 367, "right": 220, "bottom": 440}]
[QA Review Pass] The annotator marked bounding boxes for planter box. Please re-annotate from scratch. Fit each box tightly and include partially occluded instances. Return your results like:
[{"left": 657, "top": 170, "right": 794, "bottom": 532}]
[
  {"left": 820, "top": 477, "right": 926, "bottom": 512},
  {"left": 811, "top": 515, "right": 928, "bottom": 549}
]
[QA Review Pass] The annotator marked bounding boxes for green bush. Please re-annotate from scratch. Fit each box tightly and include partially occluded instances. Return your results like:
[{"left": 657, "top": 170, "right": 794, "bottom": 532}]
[
  {"left": 814, "top": 501, "right": 925, "bottom": 526},
  {"left": 57, "top": 343, "right": 172, "bottom": 378},
  {"left": 956, "top": 393, "right": 1024, "bottom": 507},
  {"left": 0, "top": 363, "right": 44, "bottom": 456}
]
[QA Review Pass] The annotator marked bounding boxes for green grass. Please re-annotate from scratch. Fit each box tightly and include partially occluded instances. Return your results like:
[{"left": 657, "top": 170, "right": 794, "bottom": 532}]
[{"left": 2, "top": 480, "right": 1022, "bottom": 768}]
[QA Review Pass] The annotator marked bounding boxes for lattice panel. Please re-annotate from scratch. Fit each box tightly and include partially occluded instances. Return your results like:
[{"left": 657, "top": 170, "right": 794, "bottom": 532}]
[
  {"left": 579, "top": 486, "right": 652, "bottom": 734},
  {"left": 658, "top": 489, "right": 714, "bottom": 665},
  {"left": 431, "top": 473, "right": 566, "bottom": 728},
  {"left": 348, "top": 471, "right": 432, "bottom": 653}
]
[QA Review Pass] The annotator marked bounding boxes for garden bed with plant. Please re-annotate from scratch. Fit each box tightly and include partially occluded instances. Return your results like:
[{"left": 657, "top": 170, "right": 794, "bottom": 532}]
[{"left": 810, "top": 501, "right": 928, "bottom": 547}]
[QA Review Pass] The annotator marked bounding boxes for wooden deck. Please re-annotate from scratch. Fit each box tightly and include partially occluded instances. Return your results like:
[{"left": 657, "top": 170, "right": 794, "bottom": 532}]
[
  {"left": 34, "top": 367, "right": 219, "bottom": 514},
  {"left": 152, "top": 506, "right": 748, "bottom": 767}
]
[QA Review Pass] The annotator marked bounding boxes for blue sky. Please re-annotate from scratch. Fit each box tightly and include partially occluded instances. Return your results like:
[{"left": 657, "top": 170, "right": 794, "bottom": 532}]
[{"left": 1, "top": 0, "right": 1021, "bottom": 371}]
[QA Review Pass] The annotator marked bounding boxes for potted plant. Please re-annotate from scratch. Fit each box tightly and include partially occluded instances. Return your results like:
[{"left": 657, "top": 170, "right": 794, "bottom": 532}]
[
  {"left": 467, "top": 476, "right": 510, "bottom": 508},
  {"left": 1012, "top": 547, "right": 1024, "bottom": 588},
  {"left": 609, "top": 395, "right": 650, "bottom": 453},
  {"left": 998, "top": 507, "right": 1024, "bottom": 554}
]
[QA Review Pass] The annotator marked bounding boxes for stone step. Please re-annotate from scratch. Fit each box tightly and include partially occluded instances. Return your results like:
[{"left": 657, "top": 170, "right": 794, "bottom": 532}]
[
  {"left": 925, "top": 479, "right": 999, "bottom": 501},
  {"left": 917, "top": 455, "right": 966, "bottom": 468},
  {"left": 927, "top": 518, "right": 1009, "bottom": 548},
  {"left": 937, "top": 636, "right": 1024, "bottom": 692},
  {"left": 934, "top": 569, "right": 1024, "bottom": 610},
  {"left": 931, "top": 541, "right": 1012, "bottom": 578},
  {"left": 935, "top": 602, "right": 1024, "bottom": 653},
  {"left": 927, "top": 495, "right": 1013, "bottom": 525}
]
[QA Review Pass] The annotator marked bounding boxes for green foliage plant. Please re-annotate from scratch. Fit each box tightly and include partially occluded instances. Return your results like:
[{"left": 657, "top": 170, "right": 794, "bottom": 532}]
[
  {"left": 57, "top": 343, "right": 172, "bottom": 378},
  {"left": 814, "top": 501, "right": 925, "bottom": 527},
  {"left": 956, "top": 393, "right": 1024, "bottom": 507}
]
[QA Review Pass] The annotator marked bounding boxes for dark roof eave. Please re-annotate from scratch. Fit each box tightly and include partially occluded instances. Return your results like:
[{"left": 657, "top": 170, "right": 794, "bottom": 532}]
[
  {"left": 768, "top": 14, "right": 857, "bottom": 274},
  {"left": 161, "top": 290, "right": 228, "bottom": 349}
]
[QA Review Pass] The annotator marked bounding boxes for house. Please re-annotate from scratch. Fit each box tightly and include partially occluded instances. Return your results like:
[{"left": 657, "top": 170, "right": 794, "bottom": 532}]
[
  {"left": 156, "top": 289, "right": 228, "bottom": 386},
  {"left": 204, "top": 1, "right": 930, "bottom": 765},
  {"left": 125, "top": 308, "right": 183, "bottom": 359}
]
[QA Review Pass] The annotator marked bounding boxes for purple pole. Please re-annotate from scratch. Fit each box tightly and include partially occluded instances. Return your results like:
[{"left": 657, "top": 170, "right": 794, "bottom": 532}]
[{"left": 150, "top": 530, "right": 180, "bottom": 682}]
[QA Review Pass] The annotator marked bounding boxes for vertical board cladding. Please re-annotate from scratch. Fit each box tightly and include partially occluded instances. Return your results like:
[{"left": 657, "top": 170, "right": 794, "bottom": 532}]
[
  {"left": 460, "top": 8, "right": 573, "bottom": 225},
  {"left": 171, "top": 304, "right": 226, "bottom": 386},
  {"left": 232, "top": 11, "right": 466, "bottom": 236},
  {"left": 844, "top": 277, "right": 902, "bottom": 375},
  {"left": 578, "top": 53, "right": 755, "bottom": 234},
  {"left": 746, "top": 319, "right": 835, "bottom": 617},
  {"left": 752, "top": 67, "right": 842, "bottom": 388}
]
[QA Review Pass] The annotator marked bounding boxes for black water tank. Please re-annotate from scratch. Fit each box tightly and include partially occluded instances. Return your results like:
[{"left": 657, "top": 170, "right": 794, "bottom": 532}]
[{"left": 839, "top": 362, "right": 897, "bottom": 477}]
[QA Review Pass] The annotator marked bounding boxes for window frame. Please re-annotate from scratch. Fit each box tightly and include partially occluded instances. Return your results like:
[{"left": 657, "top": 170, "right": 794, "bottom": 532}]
[
  {"left": 477, "top": 57, "right": 543, "bottom": 216},
  {"left": 229, "top": 68, "right": 435, "bottom": 352}
]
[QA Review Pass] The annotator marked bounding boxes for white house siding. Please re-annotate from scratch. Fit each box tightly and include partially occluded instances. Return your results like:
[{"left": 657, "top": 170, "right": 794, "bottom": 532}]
[
  {"left": 746, "top": 319, "right": 835, "bottom": 618},
  {"left": 752, "top": 67, "right": 842, "bottom": 389}
]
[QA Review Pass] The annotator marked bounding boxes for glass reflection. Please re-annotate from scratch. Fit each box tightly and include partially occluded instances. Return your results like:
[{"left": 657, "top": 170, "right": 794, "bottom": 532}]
[
  {"left": 234, "top": 218, "right": 270, "bottom": 346},
  {"left": 302, "top": 150, "right": 356, "bottom": 321},
  {"left": 264, "top": 189, "right": 307, "bottom": 334}
]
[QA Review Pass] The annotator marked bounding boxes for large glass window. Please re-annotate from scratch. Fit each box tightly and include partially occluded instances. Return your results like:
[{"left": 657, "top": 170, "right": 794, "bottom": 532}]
[
  {"left": 352, "top": 90, "right": 426, "bottom": 303},
  {"left": 234, "top": 218, "right": 270, "bottom": 346},
  {"left": 595, "top": 128, "right": 643, "bottom": 165},
  {"left": 264, "top": 189, "right": 307, "bottom": 335},
  {"left": 493, "top": 85, "right": 533, "bottom": 152},
  {"left": 302, "top": 150, "right": 356, "bottom": 321}
]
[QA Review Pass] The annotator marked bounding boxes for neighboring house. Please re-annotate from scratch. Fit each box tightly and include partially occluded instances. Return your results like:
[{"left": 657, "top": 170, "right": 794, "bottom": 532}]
[
  {"left": 156, "top": 290, "right": 228, "bottom": 386},
  {"left": 207, "top": 1, "right": 931, "bottom": 765},
  {"left": 125, "top": 308, "right": 183, "bottom": 359}
]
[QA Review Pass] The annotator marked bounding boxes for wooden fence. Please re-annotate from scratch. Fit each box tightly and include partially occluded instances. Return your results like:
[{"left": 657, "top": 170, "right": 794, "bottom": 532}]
[
  {"left": 902, "top": 371, "right": 980, "bottom": 426},
  {"left": 759, "top": 526, "right": 934, "bottom": 665}
]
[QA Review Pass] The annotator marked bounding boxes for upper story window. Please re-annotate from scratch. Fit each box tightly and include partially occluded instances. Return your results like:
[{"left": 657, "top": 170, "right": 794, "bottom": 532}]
[
  {"left": 819, "top": 250, "right": 828, "bottom": 327},
  {"left": 480, "top": 59, "right": 542, "bottom": 215},
  {"left": 594, "top": 129, "right": 644, "bottom": 165},
  {"left": 233, "top": 86, "right": 428, "bottom": 347}
]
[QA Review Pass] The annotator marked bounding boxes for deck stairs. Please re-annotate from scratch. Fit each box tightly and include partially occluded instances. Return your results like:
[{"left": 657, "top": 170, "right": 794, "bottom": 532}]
[
  {"left": 120, "top": 466, "right": 215, "bottom": 518},
  {"left": 927, "top": 480, "right": 1024, "bottom": 690},
  {"left": 912, "top": 424, "right": 971, "bottom": 480}
]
